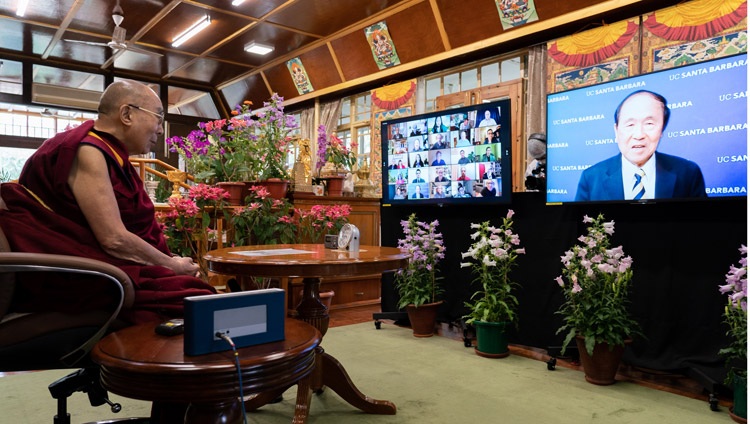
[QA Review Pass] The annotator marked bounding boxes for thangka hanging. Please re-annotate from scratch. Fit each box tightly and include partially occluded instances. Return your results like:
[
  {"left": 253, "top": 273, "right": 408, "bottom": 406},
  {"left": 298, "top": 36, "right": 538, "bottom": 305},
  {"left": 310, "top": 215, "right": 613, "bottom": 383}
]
[
  {"left": 496, "top": 0, "right": 539, "bottom": 30},
  {"left": 287, "top": 57, "right": 314, "bottom": 95},
  {"left": 365, "top": 21, "right": 400, "bottom": 69}
]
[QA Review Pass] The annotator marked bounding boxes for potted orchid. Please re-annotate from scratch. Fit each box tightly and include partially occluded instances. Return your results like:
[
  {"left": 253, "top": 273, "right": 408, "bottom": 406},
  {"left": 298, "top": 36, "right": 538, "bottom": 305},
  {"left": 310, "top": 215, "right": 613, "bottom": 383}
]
[
  {"left": 554, "top": 213, "right": 641, "bottom": 385},
  {"left": 316, "top": 125, "right": 358, "bottom": 177},
  {"left": 155, "top": 184, "right": 230, "bottom": 281},
  {"left": 718, "top": 244, "right": 747, "bottom": 421},
  {"left": 166, "top": 101, "right": 259, "bottom": 184},
  {"left": 166, "top": 94, "right": 297, "bottom": 188},
  {"left": 393, "top": 213, "right": 446, "bottom": 337},
  {"left": 460, "top": 210, "right": 525, "bottom": 357}
]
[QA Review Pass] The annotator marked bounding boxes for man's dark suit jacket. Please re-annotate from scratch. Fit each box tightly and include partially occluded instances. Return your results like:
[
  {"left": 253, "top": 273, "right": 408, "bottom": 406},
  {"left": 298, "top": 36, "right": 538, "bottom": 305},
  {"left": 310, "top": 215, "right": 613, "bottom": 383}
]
[{"left": 575, "top": 152, "right": 706, "bottom": 201}]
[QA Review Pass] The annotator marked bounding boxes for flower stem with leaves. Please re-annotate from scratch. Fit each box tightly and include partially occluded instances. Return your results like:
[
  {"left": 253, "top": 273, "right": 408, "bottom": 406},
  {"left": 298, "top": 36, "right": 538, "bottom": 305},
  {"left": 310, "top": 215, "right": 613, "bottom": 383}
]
[
  {"left": 461, "top": 209, "right": 525, "bottom": 325},
  {"left": 554, "top": 213, "right": 641, "bottom": 356},
  {"left": 393, "top": 213, "right": 445, "bottom": 309}
]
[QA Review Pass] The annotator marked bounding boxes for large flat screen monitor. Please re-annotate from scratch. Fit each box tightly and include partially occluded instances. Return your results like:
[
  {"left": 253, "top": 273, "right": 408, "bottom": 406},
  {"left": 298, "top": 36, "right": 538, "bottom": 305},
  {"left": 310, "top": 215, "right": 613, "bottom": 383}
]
[
  {"left": 381, "top": 99, "right": 512, "bottom": 206},
  {"left": 546, "top": 53, "right": 747, "bottom": 205}
]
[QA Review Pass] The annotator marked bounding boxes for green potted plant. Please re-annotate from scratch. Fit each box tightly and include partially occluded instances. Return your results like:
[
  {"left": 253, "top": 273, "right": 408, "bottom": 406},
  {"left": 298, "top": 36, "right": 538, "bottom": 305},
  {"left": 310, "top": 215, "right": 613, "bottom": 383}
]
[
  {"left": 554, "top": 213, "right": 641, "bottom": 385},
  {"left": 718, "top": 244, "right": 747, "bottom": 422},
  {"left": 460, "top": 209, "right": 525, "bottom": 358},
  {"left": 393, "top": 213, "right": 445, "bottom": 337}
]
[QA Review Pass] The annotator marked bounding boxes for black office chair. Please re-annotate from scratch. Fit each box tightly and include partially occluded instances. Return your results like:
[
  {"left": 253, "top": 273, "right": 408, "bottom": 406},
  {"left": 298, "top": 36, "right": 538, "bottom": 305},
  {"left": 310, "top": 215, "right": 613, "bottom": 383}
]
[{"left": 0, "top": 226, "right": 147, "bottom": 423}]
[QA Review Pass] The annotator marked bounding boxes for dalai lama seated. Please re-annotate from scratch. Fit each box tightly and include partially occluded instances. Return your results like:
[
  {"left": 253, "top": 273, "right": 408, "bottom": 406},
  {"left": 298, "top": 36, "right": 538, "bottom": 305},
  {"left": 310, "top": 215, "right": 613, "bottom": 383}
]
[{"left": 0, "top": 80, "right": 216, "bottom": 325}]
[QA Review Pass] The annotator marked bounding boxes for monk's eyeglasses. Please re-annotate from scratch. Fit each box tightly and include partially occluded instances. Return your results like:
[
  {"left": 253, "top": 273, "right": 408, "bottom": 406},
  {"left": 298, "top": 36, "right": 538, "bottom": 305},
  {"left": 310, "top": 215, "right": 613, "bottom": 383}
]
[{"left": 128, "top": 104, "right": 164, "bottom": 125}]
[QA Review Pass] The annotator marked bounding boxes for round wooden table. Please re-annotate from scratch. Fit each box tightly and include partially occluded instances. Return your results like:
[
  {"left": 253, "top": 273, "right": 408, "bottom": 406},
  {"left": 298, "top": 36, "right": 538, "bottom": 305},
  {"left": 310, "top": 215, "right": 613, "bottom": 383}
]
[
  {"left": 204, "top": 244, "right": 408, "bottom": 419},
  {"left": 92, "top": 319, "right": 321, "bottom": 424}
]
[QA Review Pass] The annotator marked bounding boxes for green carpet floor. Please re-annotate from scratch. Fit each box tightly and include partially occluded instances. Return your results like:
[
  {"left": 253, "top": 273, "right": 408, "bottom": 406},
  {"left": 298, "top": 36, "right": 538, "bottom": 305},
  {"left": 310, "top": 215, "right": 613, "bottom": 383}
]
[{"left": 0, "top": 322, "right": 732, "bottom": 423}]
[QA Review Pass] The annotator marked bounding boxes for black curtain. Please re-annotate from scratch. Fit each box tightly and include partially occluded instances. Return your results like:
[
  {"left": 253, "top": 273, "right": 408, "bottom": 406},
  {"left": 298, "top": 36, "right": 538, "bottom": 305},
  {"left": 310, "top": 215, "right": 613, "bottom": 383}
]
[{"left": 380, "top": 193, "right": 746, "bottom": 385}]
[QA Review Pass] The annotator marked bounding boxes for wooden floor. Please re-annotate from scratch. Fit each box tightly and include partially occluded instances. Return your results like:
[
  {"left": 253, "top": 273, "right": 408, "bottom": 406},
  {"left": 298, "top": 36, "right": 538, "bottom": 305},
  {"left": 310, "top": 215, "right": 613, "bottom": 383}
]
[{"left": 330, "top": 304, "right": 732, "bottom": 409}]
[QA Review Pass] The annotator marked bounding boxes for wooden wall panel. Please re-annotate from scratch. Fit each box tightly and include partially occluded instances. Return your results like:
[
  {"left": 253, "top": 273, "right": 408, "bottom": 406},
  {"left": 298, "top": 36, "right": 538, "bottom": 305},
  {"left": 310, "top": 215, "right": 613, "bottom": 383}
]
[
  {"left": 237, "top": 74, "right": 272, "bottom": 110},
  {"left": 385, "top": 1, "right": 445, "bottom": 62},
  {"left": 330, "top": 31, "right": 382, "bottom": 81},
  {"left": 297, "top": 45, "right": 343, "bottom": 89},
  {"left": 437, "top": 0, "right": 503, "bottom": 48},
  {"left": 263, "top": 62, "right": 300, "bottom": 102}
]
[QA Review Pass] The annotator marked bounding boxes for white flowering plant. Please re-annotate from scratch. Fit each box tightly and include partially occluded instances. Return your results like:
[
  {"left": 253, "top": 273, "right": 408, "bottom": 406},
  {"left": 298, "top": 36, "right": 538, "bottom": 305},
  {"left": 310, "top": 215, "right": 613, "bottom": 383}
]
[
  {"left": 393, "top": 213, "right": 446, "bottom": 308},
  {"left": 554, "top": 213, "right": 641, "bottom": 356},
  {"left": 461, "top": 210, "right": 525, "bottom": 324},
  {"left": 718, "top": 245, "right": 747, "bottom": 380}
]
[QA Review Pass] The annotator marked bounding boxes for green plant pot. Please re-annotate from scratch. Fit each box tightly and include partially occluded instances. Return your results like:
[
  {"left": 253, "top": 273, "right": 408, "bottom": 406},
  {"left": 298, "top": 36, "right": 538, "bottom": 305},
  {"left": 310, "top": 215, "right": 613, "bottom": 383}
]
[
  {"left": 474, "top": 321, "right": 509, "bottom": 358},
  {"left": 731, "top": 371, "right": 747, "bottom": 421}
]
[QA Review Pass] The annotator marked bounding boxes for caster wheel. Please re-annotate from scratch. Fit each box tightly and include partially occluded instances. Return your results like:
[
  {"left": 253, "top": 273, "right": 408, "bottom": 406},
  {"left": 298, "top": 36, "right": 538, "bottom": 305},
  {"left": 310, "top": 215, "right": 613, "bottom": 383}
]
[
  {"left": 463, "top": 338, "right": 472, "bottom": 348},
  {"left": 374, "top": 320, "right": 382, "bottom": 329},
  {"left": 709, "top": 393, "right": 719, "bottom": 411},
  {"left": 546, "top": 357, "right": 557, "bottom": 370}
]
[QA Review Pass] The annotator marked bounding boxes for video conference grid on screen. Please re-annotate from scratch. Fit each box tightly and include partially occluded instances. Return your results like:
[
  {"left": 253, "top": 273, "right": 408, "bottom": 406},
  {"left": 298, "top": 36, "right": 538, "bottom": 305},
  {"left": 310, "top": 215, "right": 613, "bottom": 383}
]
[
  {"left": 546, "top": 53, "right": 747, "bottom": 204},
  {"left": 383, "top": 100, "right": 511, "bottom": 204}
]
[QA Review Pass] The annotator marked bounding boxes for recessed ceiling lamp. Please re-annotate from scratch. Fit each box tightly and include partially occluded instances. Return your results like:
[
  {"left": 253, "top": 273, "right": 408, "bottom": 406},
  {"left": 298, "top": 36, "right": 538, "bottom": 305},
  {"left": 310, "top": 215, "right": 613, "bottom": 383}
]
[
  {"left": 16, "top": 0, "right": 29, "bottom": 17},
  {"left": 244, "top": 42, "right": 274, "bottom": 55},
  {"left": 231, "top": 0, "right": 247, "bottom": 5},
  {"left": 171, "top": 15, "right": 211, "bottom": 48}
]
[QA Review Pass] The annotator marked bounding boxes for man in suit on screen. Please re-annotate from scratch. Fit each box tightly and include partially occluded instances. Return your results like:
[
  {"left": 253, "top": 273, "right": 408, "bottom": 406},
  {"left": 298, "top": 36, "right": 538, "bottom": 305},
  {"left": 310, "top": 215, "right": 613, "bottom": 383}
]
[{"left": 575, "top": 90, "right": 706, "bottom": 202}]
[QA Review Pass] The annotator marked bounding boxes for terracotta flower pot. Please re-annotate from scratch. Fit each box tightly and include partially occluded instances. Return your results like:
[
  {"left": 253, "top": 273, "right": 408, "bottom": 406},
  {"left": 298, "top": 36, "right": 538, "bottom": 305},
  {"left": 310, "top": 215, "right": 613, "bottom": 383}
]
[
  {"left": 258, "top": 178, "right": 289, "bottom": 199},
  {"left": 575, "top": 335, "right": 631, "bottom": 385},
  {"left": 325, "top": 176, "right": 345, "bottom": 197},
  {"left": 216, "top": 181, "right": 245, "bottom": 206},
  {"left": 405, "top": 301, "right": 442, "bottom": 338}
]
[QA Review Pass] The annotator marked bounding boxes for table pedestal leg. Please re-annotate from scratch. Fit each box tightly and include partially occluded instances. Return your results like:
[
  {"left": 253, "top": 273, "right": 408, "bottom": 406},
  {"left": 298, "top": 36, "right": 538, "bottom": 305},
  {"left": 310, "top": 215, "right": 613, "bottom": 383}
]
[
  {"left": 184, "top": 399, "right": 243, "bottom": 424},
  {"left": 296, "top": 277, "right": 396, "bottom": 415},
  {"left": 296, "top": 277, "right": 329, "bottom": 336}
]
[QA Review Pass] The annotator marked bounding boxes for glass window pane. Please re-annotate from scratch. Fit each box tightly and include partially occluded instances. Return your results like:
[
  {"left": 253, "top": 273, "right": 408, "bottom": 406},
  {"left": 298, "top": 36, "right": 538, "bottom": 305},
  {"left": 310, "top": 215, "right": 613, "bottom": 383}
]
[
  {"left": 355, "top": 94, "right": 371, "bottom": 122},
  {"left": 356, "top": 126, "right": 370, "bottom": 155},
  {"left": 501, "top": 57, "right": 521, "bottom": 82},
  {"left": 0, "top": 59, "right": 23, "bottom": 95},
  {"left": 338, "top": 100, "right": 351, "bottom": 126},
  {"left": 461, "top": 69, "right": 478, "bottom": 90},
  {"left": 425, "top": 78, "right": 441, "bottom": 100},
  {"left": 444, "top": 73, "right": 459, "bottom": 94},
  {"left": 481, "top": 63, "right": 500, "bottom": 87},
  {"left": 0, "top": 146, "right": 34, "bottom": 181},
  {"left": 167, "top": 87, "right": 220, "bottom": 119}
]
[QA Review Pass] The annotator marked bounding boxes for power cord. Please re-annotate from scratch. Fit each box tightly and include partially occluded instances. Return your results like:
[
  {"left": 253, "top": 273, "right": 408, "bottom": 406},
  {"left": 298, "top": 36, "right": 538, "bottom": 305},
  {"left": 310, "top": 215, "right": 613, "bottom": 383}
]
[{"left": 216, "top": 332, "right": 248, "bottom": 424}]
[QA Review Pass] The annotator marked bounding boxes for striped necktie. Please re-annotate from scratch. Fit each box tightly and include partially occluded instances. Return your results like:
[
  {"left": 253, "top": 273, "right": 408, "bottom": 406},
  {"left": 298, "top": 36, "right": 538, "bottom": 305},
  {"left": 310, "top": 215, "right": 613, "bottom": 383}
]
[{"left": 633, "top": 168, "right": 646, "bottom": 200}]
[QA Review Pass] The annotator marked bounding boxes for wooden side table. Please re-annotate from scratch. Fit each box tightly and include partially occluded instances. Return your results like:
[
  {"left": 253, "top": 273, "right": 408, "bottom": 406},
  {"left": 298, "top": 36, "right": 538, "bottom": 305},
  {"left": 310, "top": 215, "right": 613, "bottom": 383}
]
[
  {"left": 204, "top": 244, "right": 408, "bottom": 419},
  {"left": 92, "top": 319, "right": 321, "bottom": 424}
]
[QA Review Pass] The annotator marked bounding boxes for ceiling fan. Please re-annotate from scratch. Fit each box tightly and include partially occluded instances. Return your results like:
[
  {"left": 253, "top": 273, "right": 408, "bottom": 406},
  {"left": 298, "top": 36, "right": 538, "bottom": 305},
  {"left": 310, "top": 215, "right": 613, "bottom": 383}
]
[{"left": 65, "top": 3, "right": 162, "bottom": 58}]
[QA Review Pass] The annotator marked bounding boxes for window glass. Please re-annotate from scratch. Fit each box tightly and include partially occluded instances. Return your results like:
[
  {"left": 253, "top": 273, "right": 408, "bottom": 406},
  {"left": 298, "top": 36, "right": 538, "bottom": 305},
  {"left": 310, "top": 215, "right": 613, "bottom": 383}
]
[
  {"left": 0, "top": 59, "right": 23, "bottom": 95},
  {"left": 355, "top": 94, "right": 371, "bottom": 122},
  {"left": 444, "top": 73, "right": 459, "bottom": 94},
  {"left": 338, "top": 100, "right": 351, "bottom": 126},
  {"left": 481, "top": 63, "right": 500, "bottom": 87},
  {"left": 501, "top": 57, "right": 521, "bottom": 82},
  {"left": 461, "top": 69, "right": 478, "bottom": 91},
  {"left": 0, "top": 146, "right": 34, "bottom": 181},
  {"left": 425, "top": 78, "right": 441, "bottom": 111}
]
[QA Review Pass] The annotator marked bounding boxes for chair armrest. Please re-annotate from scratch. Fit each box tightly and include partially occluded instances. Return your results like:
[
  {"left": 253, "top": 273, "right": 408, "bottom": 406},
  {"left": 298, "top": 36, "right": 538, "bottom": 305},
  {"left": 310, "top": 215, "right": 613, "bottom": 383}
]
[
  {"left": 0, "top": 252, "right": 136, "bottom": 367},
  {"left": 0, "top": 252, "right": 134, "bottom": 309}
]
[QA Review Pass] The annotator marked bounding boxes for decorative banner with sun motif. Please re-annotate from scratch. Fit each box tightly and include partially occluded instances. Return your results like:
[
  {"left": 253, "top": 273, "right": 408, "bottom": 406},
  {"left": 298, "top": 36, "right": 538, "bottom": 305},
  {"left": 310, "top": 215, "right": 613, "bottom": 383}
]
[
  {"left": 287, "top": 57, "right": 314, "bottom": 95},
  {"left": 496, "top": 0, "right": 539, "bottom": 30},
  {"left": 365, "top": 21, "right": 401, "bottom": 70}
]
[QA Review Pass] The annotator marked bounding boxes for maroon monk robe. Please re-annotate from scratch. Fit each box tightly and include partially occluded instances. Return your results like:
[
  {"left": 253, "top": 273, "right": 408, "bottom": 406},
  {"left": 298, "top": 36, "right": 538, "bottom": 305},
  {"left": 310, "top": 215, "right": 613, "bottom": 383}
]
[{"left": 0, "top": 120, "right": 216, "bottom": 324}]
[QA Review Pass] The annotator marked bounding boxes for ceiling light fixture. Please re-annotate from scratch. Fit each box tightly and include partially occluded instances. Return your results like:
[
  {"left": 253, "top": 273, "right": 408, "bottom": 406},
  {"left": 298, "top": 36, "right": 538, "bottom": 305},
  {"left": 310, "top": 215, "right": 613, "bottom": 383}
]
[
  {"left": 16, "top": 0, "right": 29, "bottom": 17},
  {"left": 244, "top": 42, "right": 274, "bottom": 55},
  {"left": 231, "top": 0, "right": 247, "bottom": 5},
  {"left": 171, "top": 15, "right": 211, "bottom": 48}
]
